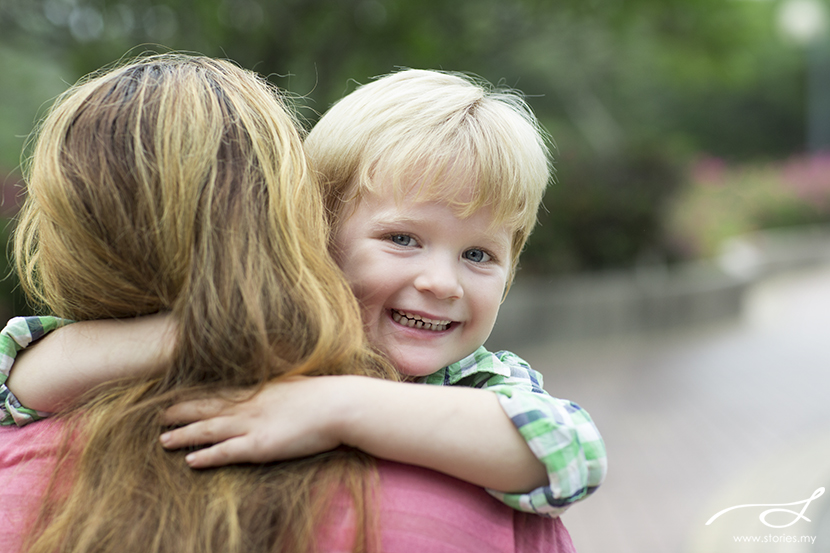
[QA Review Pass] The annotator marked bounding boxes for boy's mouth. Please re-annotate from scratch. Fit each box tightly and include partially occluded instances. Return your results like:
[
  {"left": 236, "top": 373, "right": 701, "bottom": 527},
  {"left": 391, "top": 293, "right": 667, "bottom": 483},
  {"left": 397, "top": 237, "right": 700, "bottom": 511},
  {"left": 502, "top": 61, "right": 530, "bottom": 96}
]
[{"left": 391, "top": 309, "right": 452, "bottom": 331}]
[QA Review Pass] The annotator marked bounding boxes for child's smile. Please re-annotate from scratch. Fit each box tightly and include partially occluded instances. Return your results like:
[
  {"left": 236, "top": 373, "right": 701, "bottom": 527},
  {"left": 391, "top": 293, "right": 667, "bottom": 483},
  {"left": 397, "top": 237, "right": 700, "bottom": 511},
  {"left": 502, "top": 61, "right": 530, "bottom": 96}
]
[
  {"left": 390, "top": 309, "right": 453, "bottom": 331},
  {"left": 331, "top": 181, "right": 512, "bottom": 377}
]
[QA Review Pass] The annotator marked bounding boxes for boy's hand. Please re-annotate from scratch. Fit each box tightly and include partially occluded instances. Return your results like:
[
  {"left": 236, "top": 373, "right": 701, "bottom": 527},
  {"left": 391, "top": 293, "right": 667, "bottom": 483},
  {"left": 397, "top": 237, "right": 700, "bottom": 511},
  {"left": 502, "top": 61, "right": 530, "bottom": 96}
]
[
  {"left": 161, "top": 375, "right": 549, "bottom": 494},
  {"left": 159, "top": 376, "right": 350, "bottom": 468}
]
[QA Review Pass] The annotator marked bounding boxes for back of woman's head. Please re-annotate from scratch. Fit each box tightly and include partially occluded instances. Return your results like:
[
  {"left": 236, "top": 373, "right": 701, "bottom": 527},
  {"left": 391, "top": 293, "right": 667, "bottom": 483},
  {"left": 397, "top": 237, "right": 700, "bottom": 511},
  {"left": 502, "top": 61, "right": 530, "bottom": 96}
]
[
  {"left": 17, "top": 53, "right": 381, "bottom": 385},
  {"left": 15, "top": 54, "right": 392, "bottom": 553}
]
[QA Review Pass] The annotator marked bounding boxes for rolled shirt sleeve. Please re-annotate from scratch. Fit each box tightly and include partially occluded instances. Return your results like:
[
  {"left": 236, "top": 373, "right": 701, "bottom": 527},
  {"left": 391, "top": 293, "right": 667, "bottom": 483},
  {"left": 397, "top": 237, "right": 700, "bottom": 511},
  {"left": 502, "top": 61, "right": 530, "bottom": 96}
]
[{"left": 421, "top": 347, "right": 607, "bottom": 517}]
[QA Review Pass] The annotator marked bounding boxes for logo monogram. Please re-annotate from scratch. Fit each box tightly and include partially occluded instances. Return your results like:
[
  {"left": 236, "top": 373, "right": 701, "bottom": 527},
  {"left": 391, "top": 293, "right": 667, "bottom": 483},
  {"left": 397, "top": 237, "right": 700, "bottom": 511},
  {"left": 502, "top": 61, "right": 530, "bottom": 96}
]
[{"left": 706, "top": 488, "right": 825, "bottom": 529}]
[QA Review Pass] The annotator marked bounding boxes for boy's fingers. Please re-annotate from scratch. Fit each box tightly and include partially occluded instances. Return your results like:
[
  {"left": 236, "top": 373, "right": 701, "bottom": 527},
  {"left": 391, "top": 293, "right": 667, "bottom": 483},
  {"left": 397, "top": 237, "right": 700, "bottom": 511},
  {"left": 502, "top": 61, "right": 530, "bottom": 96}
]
[
  {"left": 162, "top": 398, "right": 230, "bottom": 425},
  {"left": 183, "top": 437, "right": 251, "bottom": 469},
  {"left": 159, "top": 417, "right": 240, "bottom": 449}
]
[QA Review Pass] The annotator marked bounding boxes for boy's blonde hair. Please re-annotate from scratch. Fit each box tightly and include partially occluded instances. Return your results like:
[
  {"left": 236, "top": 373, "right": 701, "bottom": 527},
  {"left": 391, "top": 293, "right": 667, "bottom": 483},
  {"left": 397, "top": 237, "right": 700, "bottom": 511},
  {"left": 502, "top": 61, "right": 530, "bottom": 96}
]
[
  {"left": 305, "top": 69, "right": 551, "bottom": 281},
  {"left": 16, "top": 54, "right": 394, "bottom": 553}
]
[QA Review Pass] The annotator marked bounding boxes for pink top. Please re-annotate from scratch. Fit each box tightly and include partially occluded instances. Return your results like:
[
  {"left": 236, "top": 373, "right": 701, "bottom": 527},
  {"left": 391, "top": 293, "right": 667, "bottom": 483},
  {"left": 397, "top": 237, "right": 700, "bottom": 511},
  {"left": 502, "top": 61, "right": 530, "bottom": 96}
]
[
  {"left": 0, "top": 422, "right": 575, "bottom": 553},
  {"left": 324, "top": 460, "right": 577, "bottom": 552},
  {"left": 0, "top": 420, "right": 64, "bottom": 553}
]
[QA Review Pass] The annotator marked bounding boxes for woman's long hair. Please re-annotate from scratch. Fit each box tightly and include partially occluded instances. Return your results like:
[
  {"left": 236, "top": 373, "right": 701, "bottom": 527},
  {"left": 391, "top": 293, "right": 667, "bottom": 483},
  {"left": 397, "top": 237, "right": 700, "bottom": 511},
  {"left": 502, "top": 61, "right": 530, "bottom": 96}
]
[{"left": 14, "top": 54, "right": 396, "bottom": 553}]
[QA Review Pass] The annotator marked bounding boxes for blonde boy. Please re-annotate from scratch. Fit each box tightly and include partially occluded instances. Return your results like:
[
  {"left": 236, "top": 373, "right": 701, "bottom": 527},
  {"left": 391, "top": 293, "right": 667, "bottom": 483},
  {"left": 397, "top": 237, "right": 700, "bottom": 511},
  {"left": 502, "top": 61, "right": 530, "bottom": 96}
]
[{"left": 1, "top": 70, "right": 605, "bottom": 516}]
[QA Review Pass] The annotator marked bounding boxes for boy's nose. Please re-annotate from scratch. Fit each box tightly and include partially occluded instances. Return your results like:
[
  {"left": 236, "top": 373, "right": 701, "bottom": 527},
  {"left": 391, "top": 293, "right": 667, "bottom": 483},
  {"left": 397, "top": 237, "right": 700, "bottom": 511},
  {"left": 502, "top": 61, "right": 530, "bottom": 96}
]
[{"left": 413, "top": 257, "right": 463, "bottom": 300}]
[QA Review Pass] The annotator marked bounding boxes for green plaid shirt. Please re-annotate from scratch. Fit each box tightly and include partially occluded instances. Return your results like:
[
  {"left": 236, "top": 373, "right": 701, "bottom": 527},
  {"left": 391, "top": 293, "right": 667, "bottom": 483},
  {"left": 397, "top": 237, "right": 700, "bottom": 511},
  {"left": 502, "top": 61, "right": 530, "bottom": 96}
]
[
  {"left": 421, "top": 346, "right": 606, "bottom": 517},
  {"left": 0, "top": 317, "right": 606, "bottom": 517}
]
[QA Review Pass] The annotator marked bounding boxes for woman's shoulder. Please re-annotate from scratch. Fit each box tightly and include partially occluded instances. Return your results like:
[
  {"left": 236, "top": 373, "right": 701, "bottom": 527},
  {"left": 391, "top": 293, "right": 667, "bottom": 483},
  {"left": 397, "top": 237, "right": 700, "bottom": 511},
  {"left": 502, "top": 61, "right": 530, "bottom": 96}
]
[
  {"left": 0, "top": 419, "right": 68, "bottom": 553},
  {"left": 318, "top": 459, "right": 576, "bottom": 552},
  {"left": 374, "top": 460, "right": 576, "bottom": 553},
  {"left": 0, "top": 418, "right": 65, "bottom": 467}
]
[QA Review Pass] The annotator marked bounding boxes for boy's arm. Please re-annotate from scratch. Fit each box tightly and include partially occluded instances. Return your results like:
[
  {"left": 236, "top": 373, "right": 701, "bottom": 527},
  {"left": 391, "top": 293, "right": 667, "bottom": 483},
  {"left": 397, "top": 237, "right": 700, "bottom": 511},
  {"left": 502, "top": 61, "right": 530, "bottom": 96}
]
[
  {"left": 0, "top": 316, "right": 72, "bottom": 425},
  {"left": 343, "top": 378, "right": 552, "bottom": 494},
  {"left": 5, "top": 313, "right": 175, "bottom": 413},
  {"left": 477, "top": 350, "right": 607, "bottom": 516},
  {"left": 160, "top": 375, "right": 550, "bottom": 495}
]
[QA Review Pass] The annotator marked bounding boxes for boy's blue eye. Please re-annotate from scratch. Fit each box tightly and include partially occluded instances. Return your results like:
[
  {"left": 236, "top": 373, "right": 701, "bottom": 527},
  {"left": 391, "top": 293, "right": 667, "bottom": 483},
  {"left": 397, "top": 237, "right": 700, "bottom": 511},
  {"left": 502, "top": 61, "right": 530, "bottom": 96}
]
[
  {"left": 390, "top": 234, "right": 415, "bottom": 247},
  {"left": 464, "top": 248, "right": 491, "bottom": 263}
]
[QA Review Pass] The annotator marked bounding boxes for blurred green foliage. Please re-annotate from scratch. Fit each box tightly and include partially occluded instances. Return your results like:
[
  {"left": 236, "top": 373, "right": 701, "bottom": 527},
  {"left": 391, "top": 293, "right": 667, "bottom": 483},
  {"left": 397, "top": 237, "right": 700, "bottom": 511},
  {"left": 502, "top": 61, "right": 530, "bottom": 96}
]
[
  {"left": 0, "top": 0, "right": 826, "bottom": 308},
  {"left": 0, "top": 0, "right": 807, "bottom": 155},
  {"left": 0, "top": 217, "right": 30, "bottom": 319},
  {"left": 521, "top": 147, "right": 685, "bottom": 273}
]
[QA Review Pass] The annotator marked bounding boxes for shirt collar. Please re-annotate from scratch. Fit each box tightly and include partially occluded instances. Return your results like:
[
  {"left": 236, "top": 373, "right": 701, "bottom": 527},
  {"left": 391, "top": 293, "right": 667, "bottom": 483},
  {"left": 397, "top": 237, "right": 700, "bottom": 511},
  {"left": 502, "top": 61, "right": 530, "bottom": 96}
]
[{"left": 419, "top": 346, "right": 511, "bottom": 385}]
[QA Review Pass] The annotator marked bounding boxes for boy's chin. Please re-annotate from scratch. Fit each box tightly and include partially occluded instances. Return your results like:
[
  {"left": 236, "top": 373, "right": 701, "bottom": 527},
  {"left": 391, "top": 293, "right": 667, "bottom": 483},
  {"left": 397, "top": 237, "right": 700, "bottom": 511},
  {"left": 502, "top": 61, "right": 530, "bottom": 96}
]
[
  {"left": 386, "top": 354, "right": 444, "bottom": 380},
  {"left": 393, "top": 364, "right": 441, "bottom": 380},
  {"left": 381, "top": 342, "right": 468, "bottom": 379}
]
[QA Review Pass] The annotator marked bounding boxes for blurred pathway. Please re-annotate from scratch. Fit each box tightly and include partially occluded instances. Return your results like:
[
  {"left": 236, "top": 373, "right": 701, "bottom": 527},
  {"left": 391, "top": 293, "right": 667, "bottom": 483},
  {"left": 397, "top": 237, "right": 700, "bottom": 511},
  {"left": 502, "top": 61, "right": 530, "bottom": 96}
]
[{"left": 517, "top": 263, "right": 830, "bottom": 553}]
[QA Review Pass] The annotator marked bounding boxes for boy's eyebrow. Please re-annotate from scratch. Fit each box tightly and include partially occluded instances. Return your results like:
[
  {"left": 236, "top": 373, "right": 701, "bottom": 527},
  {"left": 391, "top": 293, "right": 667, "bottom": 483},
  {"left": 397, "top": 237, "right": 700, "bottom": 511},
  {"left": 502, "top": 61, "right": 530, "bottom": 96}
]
[
  {"left": 361, "top": 204, "right": 432, "bottom": 229},
  {"left": 367, "top": 212, "right": 422, "bottom": 228}
]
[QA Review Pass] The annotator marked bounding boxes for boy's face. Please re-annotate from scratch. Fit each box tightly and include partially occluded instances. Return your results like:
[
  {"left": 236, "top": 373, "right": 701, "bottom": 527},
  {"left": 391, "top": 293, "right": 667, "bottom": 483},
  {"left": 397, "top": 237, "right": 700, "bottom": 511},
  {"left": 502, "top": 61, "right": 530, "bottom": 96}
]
[{"left": 332, "top": 181, "right": 512, "bottom": 378}]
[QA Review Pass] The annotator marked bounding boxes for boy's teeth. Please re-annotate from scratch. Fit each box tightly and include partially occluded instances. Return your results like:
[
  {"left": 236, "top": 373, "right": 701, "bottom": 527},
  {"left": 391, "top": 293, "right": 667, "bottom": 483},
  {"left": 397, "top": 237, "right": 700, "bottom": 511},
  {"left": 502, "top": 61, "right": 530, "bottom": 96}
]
[{"left": 391, "top": 310, "right": 451, "bottom": 331}]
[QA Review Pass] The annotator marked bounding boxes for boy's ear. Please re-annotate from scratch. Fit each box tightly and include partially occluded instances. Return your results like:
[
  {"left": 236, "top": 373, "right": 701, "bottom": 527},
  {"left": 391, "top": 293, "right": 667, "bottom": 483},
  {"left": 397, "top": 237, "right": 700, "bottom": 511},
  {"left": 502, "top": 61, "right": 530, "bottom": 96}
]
[
  {"left": 501, "top": 255, "right": 521, "bottom": 302},
  {"left": 501, "top": 280, "right": 512, "bottom": 304}
]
